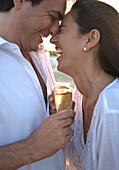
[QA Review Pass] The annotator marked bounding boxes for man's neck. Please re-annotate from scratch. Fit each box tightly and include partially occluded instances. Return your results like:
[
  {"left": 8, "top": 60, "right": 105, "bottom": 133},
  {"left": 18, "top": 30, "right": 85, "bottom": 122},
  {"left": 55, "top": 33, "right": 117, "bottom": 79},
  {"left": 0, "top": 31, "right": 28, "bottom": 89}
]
[{"left": 0, "top": 10, "right": 18, "bottom": 45}]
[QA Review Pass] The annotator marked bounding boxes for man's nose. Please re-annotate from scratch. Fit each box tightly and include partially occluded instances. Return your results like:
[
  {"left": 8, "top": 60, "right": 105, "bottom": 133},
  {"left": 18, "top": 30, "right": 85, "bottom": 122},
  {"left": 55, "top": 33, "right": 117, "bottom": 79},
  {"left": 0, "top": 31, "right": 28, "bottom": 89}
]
[{"left": 50, "top": 20, "right": 59, "bottom": 37}]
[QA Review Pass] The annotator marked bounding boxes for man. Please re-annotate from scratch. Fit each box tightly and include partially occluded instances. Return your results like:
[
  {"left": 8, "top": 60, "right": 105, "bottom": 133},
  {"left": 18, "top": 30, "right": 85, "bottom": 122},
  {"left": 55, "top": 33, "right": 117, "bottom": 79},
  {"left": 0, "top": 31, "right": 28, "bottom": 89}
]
[{"left": 0, "top": 0, "right": 75, "bottom": 169}]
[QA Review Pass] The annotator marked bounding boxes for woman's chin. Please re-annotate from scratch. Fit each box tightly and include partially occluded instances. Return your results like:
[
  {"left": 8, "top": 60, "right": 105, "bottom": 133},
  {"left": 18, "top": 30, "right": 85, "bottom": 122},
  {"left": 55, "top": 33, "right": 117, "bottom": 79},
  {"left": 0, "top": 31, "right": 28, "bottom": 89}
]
[
  {"left": 57, "top": 57, "right": 62, "bottom": 71},
  {"left": 57, "top": 63, "right": 63, "bottom": 72},
  {"left": 57, "top": 64, "right": 66, "bottom": 75},
  {"left": 57, "top": 64, "right": 61, "bottom": 72},
  {"left": 57, "top": 56, "right": 67, "bottom": 74},
  {"left": 57, "top": 64, "right": 72, "bottom": 78}
]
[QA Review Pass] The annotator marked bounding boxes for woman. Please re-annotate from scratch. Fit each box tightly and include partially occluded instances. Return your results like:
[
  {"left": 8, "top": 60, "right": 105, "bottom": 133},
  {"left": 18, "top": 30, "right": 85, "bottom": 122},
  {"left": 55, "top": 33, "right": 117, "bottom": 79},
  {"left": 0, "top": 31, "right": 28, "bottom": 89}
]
[{"left": 50, "top": 0, "right": 119, "bottom": 169}]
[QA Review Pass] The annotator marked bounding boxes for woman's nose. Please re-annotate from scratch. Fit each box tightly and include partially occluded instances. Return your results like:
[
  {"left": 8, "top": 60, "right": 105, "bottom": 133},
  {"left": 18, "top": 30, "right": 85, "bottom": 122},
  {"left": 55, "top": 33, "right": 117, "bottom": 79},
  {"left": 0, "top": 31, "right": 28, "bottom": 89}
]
[{"left": 50, "top": 34, "right": 58, "bottom": 44}]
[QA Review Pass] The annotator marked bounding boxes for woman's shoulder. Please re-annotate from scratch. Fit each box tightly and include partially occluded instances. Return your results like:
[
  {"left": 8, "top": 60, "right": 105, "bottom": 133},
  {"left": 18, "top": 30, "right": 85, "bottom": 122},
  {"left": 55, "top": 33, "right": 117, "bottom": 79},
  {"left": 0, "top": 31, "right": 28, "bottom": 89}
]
[
  {"left": 102, "top": 78, "right": 119, "bottom": 99},
  {"left": 98, "top": 78, "right": 119, "bottom": 112}
]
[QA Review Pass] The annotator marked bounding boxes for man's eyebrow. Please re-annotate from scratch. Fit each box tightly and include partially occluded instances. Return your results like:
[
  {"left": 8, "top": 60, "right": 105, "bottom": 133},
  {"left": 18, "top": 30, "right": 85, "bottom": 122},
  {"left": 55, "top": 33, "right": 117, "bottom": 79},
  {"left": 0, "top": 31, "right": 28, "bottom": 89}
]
[{"left": 50, "top": 11, "right": 63, "bottom": 20}]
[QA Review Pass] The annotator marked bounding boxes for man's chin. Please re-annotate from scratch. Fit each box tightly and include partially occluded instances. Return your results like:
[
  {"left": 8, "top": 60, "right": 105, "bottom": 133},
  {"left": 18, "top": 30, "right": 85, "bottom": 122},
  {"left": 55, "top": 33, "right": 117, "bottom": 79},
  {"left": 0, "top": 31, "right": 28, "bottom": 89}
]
[{"left": 30, "top": 45, "right": 40, "bottom": 52}]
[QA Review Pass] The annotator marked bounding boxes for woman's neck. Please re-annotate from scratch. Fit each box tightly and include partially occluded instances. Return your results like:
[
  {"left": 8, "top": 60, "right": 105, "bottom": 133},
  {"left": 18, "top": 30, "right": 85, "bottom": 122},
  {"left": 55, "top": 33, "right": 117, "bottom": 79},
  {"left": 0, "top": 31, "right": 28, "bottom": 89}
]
[
  {"left": 80, "top": 72, "right": 115, "bottom": 144},
  {"left": 73, "top": 68, "right": 115, "bottom": 101}
]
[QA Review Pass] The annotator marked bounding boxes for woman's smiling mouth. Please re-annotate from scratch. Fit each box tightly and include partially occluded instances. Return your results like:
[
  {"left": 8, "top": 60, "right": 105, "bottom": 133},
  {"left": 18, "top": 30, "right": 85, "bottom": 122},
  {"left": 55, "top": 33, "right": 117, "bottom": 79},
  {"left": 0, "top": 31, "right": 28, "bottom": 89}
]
[{"left": 56, "top": 48, "right": 63, "bottom": 56}]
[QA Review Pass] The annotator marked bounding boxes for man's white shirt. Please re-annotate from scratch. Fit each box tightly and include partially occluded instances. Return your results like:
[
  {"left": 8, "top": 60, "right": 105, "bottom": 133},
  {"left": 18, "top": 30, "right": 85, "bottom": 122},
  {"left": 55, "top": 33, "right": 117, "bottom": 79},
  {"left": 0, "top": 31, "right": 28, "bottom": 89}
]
[{"left": 0, "top": 37, "right": 65, "bottom": 170}]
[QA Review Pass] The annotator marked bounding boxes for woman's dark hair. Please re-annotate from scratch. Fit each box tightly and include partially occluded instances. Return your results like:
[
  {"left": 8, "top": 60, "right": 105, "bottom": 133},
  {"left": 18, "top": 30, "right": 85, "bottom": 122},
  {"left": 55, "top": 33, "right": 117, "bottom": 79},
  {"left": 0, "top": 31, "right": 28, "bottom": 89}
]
[
  {"left": 0, "top": 0, "right": 43, "bottom": 12},
  {"left": 71, "top": 0, "right": 119, "bottom": 77}
]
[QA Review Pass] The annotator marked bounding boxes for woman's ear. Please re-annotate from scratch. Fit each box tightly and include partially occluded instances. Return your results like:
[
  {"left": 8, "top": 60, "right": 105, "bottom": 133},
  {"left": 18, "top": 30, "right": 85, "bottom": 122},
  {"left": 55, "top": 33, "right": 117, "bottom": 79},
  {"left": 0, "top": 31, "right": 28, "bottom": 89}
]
[
  {"left": 85, "top": 29, "right": 100, "bottom": 50},
  {"left": 13, "top": 0, "right": 25, "bottom": 10}
]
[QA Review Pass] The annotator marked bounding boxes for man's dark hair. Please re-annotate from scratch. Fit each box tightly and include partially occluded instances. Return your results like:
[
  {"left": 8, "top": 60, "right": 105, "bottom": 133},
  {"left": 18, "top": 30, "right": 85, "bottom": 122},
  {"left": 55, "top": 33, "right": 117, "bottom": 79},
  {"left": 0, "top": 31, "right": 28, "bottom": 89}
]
[{"left": 0, "top": 0, "right": 43, "bottom": 12}]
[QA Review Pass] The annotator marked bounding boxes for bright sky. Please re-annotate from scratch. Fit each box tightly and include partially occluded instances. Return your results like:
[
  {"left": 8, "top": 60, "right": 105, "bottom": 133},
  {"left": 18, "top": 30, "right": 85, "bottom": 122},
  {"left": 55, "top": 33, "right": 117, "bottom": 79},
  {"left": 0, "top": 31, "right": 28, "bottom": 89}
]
[
  {"left": 99, "top": 0, "right": 119, "bottom": 11},
  {"left": 43, "top": 0, "right": 119, "bottom": 51}
]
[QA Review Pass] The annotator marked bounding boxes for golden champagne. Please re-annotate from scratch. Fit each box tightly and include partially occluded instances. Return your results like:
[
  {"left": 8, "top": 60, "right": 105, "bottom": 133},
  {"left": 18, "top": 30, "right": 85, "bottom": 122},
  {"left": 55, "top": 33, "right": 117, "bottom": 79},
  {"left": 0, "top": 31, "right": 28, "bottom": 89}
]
[{"left": 54, "top": 86, "right": 72, "bottom": 112}]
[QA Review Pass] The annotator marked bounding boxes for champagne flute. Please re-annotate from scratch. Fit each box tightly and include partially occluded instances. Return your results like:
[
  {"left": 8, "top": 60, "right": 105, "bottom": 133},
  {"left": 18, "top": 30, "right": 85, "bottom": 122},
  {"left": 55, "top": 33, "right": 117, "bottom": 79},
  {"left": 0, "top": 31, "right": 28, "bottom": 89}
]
[{"left": 54, "top": 83, "right": 72, "bottom": 112}]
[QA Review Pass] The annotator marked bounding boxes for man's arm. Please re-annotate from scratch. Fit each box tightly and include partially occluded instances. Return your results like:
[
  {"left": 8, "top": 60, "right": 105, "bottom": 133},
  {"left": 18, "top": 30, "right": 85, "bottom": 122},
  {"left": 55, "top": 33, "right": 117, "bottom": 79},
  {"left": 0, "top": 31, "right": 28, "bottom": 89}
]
[
  {"left": 0, "top": 110, "right": 75, "bottom": 170},
  {"left": 0, "top": 138, "right": 33, "bottom": 170}
]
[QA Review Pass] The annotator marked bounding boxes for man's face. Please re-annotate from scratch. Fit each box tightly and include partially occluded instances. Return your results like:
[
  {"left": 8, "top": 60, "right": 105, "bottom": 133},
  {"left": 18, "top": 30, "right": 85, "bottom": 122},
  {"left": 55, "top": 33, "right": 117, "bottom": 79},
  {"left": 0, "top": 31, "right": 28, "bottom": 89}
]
[{"left": 17, "top": 0, "right": 66, "bottom": 52}]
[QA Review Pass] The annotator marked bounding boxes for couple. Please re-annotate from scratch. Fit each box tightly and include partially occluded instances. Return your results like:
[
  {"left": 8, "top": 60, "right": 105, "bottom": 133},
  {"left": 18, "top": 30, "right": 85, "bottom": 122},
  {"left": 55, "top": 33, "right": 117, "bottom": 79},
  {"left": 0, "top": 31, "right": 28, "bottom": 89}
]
[{"left": 0, "top": 0, "right": 119, "bottom": 170}]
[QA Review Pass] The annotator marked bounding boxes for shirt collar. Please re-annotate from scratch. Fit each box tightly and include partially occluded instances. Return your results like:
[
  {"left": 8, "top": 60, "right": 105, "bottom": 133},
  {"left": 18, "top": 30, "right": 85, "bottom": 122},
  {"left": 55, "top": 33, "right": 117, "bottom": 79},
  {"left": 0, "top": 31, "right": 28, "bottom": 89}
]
[
  {"left": 0, "top": 37, "right": 8, "bottom": 45},
  {"left": 0, "top": 37, "right": 19, "bottom": 50}
]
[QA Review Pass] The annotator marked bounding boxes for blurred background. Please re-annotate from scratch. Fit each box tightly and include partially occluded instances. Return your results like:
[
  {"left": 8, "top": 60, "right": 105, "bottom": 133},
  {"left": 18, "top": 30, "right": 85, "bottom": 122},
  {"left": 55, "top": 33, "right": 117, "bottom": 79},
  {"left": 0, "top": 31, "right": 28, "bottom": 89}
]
[{"left": 43, "top": 0, "right": 119, "bottom": 89}]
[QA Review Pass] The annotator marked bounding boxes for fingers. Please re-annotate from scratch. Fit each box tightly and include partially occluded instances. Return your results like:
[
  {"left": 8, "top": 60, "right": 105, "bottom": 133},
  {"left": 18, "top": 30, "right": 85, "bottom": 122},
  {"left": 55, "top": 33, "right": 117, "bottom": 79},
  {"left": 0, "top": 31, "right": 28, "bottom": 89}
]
[
  {"left": 49, "top": 95, "right": 54, "bottom": 103},
  {"left": 49, "top": 92, "right": 56, "bottom": 115},
  {"left": 64, "top": 135, "right": 72, "bottom": 144},
  {"left": 59, "top": 127, "right": 72, "bottom": 138},
  {"left": 57, "top": 127, "right": 73, "bottom": 148},
  {"left": 56, "top": 110, "right": 75, "bottom": 120},
  {"left": 60, "top": 117, "right": 74, "bottom": 128},
  {"left": 37, "top": 114, "right": 74, "bottom": 151},
  {"left": 49, "top": 108, "right": 57, "bottom": 115},
  {"left": 49, "top": 103, "right": 56, "bottom": 115},
  {"left": 64, "top": 126, "right": 72, "bottom": 136}
]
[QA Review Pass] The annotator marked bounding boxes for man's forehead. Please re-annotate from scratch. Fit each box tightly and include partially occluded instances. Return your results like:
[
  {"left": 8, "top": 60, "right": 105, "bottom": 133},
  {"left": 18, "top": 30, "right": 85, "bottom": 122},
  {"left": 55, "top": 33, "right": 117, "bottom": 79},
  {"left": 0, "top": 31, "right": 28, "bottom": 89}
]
[
  {"left": 50, "top": 0, "right": 66, "bottom": 5},
  {"left": 45, "top": 0, "right": 67, "bottom": 14},
  {"left": 49, "top": 10, "right": 64, "bottom": 20}
]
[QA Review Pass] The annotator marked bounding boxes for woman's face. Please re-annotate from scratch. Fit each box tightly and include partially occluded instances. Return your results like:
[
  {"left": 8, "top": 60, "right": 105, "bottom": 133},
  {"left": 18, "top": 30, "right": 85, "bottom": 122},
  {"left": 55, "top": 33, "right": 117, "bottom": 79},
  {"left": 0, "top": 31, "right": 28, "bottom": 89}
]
[{"left": 51, "top": 12, "right": 87, "bottom": 76}]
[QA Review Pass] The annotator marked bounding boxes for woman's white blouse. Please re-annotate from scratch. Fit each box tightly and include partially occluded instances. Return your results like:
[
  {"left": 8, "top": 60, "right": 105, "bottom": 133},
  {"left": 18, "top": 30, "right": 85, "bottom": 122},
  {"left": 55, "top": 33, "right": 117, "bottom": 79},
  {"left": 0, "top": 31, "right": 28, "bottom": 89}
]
[{"left": 65, "top": 78, "right": 119, "bottom": 170}]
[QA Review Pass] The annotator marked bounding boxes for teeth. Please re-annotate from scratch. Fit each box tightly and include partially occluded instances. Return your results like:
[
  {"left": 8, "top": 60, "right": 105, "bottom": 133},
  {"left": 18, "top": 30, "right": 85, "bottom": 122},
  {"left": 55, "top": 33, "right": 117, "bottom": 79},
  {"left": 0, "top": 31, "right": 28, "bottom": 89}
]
[
  {"left": 56, "top": 49, "right": 63, "bottom": 56},
  {"left": 39, "top": 32, "right": 44, "bottom": 37}
]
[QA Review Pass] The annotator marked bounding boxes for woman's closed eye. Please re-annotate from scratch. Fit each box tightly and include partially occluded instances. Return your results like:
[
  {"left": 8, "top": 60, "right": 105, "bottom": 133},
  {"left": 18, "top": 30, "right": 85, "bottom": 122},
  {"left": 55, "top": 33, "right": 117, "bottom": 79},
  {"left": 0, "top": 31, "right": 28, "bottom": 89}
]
[{"left": 59, "top": 25, "right": 65, "bottom": 33}]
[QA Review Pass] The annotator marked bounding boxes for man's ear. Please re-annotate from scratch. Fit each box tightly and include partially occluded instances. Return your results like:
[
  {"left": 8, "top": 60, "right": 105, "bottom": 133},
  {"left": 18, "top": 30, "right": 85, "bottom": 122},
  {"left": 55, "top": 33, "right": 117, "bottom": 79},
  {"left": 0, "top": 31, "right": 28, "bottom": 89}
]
[
  {"left": 13, "top": 0, "right": 25, "bottom": 10},
  {"left": 85, "top": 29, "right": 100, "bottom": 50}
]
